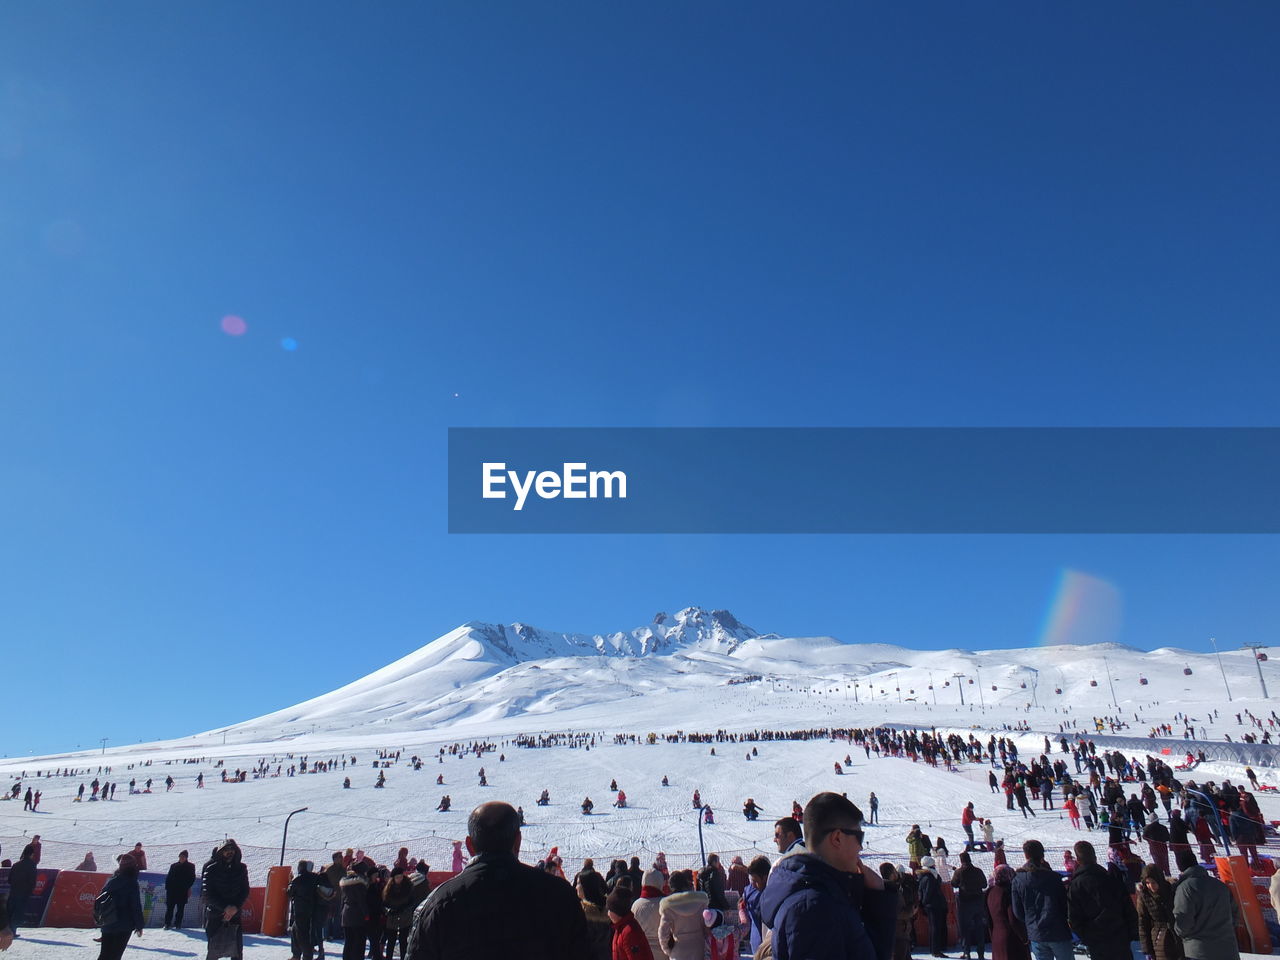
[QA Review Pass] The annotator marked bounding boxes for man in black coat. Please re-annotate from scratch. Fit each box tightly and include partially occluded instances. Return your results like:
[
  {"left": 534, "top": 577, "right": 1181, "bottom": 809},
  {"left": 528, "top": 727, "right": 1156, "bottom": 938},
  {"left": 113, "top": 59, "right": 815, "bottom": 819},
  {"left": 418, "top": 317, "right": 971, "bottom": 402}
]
[
  {"left": 407, "top": 800, "right": 590, "bottom": 960},
  {"left": 5, "top": 844, "right": 38, "bottom": 937},
  {"left": 202, "top": 839, "right": 250, "bottom": 960},
  {"left": 288, "top": 860, "right": 332, "bottom": 960},
  {"left": 1065, "top": 841, "right": 1137, "bottom": 960},
  {"left": 164, "top": 850, "right": 197, "bottom": 929}
]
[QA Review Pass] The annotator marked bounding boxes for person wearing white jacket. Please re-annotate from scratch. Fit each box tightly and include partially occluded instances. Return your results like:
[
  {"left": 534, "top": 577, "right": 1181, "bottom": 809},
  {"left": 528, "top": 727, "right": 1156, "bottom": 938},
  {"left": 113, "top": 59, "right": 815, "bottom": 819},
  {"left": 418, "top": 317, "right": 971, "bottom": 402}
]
[
  {"left": 658, "top": 871, "right": 709, "bottom": 960},
  {"left": 632, "top": 869, "right": 667, "bottom": 959}
]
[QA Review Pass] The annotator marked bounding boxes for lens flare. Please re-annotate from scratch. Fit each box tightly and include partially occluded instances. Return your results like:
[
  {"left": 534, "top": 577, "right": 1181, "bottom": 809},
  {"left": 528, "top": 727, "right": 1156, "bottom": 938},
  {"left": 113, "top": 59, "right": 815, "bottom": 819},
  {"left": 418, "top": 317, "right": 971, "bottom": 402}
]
[
  {"left": 1038, "top": 568, "right": 1122, "bottom": 647},
  {"left": 281, "top": 337, "right": 298, "bottom": 351},
  {"left": 221, "top": 315, "right": 248, "bottom": 336}
]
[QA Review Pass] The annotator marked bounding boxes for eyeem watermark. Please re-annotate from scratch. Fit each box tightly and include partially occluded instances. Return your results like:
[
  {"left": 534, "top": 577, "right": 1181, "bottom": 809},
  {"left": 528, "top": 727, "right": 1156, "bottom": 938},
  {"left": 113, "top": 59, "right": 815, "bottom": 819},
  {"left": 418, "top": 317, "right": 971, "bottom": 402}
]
[{"left": 482, "top": 462, "right": 628, "bottom": 511}]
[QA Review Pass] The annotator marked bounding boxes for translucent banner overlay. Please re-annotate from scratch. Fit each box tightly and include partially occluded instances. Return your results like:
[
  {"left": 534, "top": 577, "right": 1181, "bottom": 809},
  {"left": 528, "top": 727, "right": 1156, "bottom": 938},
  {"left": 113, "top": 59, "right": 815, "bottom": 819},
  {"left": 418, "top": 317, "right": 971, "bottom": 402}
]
[{"left": 447, "top": 428, "right": 1279, "bottom": 534}]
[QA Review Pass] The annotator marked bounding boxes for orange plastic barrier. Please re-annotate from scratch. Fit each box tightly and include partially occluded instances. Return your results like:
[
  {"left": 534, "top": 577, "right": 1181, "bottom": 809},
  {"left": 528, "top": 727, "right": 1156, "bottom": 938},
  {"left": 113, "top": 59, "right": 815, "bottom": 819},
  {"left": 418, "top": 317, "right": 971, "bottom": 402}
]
[
  {"left": 1215, "top": 855, "right": 1269, "bottom": 954},
  {"left": 261, "top": 866, "right": 292, "bottom": 937},
  {"left": 44, "top": 871, "right": 111, "bottom": 927},
  {"left": 239, "top": 886, "right": 266, "bottom": 935}
]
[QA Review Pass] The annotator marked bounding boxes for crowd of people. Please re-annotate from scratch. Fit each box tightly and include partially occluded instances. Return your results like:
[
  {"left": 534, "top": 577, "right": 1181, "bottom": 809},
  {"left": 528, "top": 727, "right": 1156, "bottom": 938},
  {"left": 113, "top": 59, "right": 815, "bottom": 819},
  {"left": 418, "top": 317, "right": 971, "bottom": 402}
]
[
  {"left": 384, "top": 793, "right": 1248, "bottom": 960},
  {"left": 0, "top": 723, "right": 1268, "bottom": 960}
]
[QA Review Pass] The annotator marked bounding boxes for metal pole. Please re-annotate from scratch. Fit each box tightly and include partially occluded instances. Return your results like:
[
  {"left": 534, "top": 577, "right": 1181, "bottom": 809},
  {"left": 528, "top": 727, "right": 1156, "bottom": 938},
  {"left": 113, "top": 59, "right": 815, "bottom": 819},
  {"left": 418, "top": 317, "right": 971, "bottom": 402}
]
[
  {"left": 952, "top": 673, "right": 966, "bottom": 707},
  {"left": 1210, "top": 638, "right": 1233, "bottom": 702},
  {"left": 1104, "top": 655, "right": 1120, "bottom": 715},
  {"left": 100, "top": 738, "right": 109, "bottom": 755},
  {"left": 280, "top": 806, "right": 309, "bottom": 866},
  {"left": 976, "top": 668, "right": 985, "bottom": 711},
  {"left": 695, "top": 804, "right": 707, "bottom": 867},
  {"left": 1242, "top": 644, "right": 1269, "bottom": 699}
]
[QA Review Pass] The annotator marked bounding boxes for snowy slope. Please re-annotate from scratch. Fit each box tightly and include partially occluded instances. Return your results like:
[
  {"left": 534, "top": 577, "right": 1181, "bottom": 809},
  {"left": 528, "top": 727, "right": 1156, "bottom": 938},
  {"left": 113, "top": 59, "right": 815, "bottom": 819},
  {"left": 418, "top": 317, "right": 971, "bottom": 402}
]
[{"left": 2, "top": 606, "right": 1277, "bottom": 896}]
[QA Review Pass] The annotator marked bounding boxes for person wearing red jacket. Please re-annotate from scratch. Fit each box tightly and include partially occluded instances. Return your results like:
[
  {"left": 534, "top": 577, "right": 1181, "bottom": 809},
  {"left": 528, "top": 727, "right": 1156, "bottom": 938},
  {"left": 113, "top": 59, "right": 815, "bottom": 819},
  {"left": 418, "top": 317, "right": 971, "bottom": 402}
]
[
  {"left": 962, "top": 802, "right": 980, "bottom": 848},
  {"left": 606, "top": 889, "right": 653, "bottom": 960}
]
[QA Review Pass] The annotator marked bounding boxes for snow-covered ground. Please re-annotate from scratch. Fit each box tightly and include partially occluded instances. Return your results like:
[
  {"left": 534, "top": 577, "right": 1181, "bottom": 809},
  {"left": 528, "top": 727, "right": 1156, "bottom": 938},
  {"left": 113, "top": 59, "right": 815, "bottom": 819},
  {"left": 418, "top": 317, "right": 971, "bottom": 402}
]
[{"left": 2, "top": 609, "right": 1277, "bottom": 954}]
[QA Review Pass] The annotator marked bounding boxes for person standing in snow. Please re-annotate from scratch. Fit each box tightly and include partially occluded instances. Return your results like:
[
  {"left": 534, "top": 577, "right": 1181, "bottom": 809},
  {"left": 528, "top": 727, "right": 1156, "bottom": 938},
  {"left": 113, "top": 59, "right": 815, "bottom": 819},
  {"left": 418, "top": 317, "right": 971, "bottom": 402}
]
[
  {"left": 406, "top": 800, "right": 590, "bottom": 960},
  {"left": 287, "top": 860, "right": 332, "bottom": 960},
  {"left": 163, "top": 850, "right": 196, "bottom": 929},
  {"left": 917, "top": 856, "right": 949, "bottom": 958},
  {"left": 202, "top": 839, "right": 250, "bottom": 960},
  {"left": 96, "top": 852, "right": 145, "bottom": 960},
  {"left": 5, "top": 845, "right": 38, "bottom": 938}
]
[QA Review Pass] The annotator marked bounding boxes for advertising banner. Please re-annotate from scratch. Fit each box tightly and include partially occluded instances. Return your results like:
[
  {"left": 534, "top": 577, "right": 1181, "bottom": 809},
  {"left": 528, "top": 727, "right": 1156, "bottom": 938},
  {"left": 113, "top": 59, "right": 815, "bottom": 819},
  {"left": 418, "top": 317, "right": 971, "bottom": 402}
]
[{"left": 43, "top": 870, "right": 107, "bottom": 928}]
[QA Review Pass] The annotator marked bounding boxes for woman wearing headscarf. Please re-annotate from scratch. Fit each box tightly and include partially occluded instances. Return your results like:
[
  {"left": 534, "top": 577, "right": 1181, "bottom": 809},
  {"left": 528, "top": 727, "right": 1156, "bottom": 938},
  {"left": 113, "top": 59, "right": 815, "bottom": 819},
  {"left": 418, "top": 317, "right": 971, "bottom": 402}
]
[
  {"left": 986, "top": 863, "right": 1028, "bottom": 960},
  {"left": 1137, "top": 864, "right": 1184, "bottom": 960}
]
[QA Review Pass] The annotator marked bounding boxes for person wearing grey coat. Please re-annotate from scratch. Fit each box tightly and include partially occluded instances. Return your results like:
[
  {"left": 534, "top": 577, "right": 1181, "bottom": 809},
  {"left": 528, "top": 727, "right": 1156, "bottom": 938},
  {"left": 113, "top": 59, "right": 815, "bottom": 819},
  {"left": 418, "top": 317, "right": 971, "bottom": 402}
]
[{"left": 1172, "top": 864, "right": 1240, "bottom": 960}]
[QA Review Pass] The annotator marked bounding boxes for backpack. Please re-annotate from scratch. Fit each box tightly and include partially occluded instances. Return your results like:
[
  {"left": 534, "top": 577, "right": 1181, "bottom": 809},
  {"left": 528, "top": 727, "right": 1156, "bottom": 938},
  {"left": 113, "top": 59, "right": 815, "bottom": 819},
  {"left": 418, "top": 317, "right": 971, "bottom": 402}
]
[{"left": 93, "top": 887, "right": 118, "bottom": 928}]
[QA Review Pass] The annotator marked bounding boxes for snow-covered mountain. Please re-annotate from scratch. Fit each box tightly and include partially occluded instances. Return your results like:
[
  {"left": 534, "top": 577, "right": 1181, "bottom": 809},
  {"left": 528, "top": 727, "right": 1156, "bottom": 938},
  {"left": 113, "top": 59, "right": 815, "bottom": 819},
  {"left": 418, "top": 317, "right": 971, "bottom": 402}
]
[
  {"left": 222, "top": 606, "right": 1268, "bottom": 742},
  {"left": 230, "top": 607, "right": 764, "bottom": 731}
]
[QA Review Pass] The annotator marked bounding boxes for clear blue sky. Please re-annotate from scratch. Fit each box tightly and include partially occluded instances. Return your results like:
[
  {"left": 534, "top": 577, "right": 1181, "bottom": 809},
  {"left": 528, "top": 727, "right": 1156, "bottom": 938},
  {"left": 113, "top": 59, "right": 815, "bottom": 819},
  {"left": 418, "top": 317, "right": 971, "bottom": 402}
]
[{"left": 2, "top": 3, "right": 1277, "bottom": 756}]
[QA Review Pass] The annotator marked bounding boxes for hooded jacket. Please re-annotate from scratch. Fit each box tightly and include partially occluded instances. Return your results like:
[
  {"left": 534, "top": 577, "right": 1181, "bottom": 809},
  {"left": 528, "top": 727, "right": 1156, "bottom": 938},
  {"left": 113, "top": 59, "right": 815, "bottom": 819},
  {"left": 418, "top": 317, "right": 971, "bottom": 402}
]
[
  {"left": 612, "top": 913, "right": 655, "bottom": 960},
  {"left": 339, "top": 872, "right": 370, "bottom": 927},
  {"left": 1010, "top": 862, "right": 1070, "bottom": 943},
  {"left": 759, "top": 853, "right": 893, "bottom": 960},
  {"left": 657, "top": 890, "right": 710, "bottom": 960},
  {"left": 202, "top": 840, "right": 250, "bottom": 913}
]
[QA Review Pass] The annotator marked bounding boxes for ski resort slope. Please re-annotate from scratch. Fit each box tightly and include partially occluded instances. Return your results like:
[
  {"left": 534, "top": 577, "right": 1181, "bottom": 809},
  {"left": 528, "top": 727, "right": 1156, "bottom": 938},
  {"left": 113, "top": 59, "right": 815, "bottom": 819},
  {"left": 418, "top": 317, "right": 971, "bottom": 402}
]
[{"left": 2, "top": 609, "right": 1277, "bottom": 888}]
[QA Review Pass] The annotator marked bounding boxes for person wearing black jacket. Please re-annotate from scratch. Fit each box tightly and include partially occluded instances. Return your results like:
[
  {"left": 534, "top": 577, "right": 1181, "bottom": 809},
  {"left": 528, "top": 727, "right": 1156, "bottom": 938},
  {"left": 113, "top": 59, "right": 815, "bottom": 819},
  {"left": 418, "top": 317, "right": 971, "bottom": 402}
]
[
  {"left": 288, "top": 860, "right": 332, "bottom": 960},
  {"left": 1066, "top": 841, "right": 1137, "bottom": 960},
  {"left": 97, "top": 853, "right": 145, "bottom": 960},
  {"left": 698, "top": 854, "right": 729, "bottom": 912},
  {"left": 918, "top": 857, "right": 950, "bottom": 958},
  {"left": 952, "top": 851, "right": 989, "bottom": 960},
  {"left": 164, "top": 851, "right": 197, "bottom": 929},
  {"left": 5, "top": 845, "right": 37, "bottom": 938},
  {"left": 202, "top": 839, "right": 250, "bottom": 960},
  {"left": 407, "top": 800, "right": 590, "bottom": 960}
]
